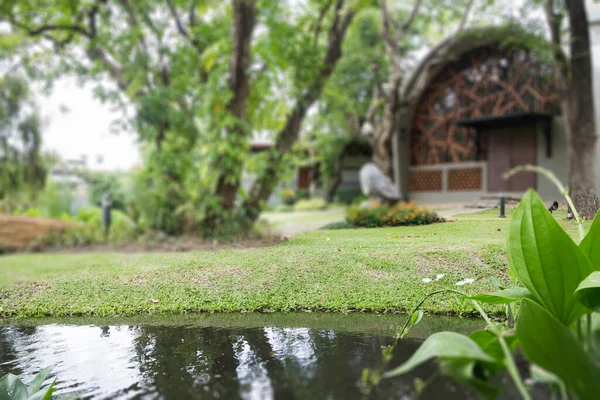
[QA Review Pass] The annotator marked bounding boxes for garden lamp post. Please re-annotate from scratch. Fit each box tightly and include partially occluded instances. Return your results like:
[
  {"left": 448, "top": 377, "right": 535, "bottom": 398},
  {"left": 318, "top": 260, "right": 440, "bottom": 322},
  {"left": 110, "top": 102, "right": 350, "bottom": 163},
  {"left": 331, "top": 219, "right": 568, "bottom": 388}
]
[
  {"left": 499, "top": 193, "right": 506, "bottom": 218},
  {"left": 101, "top": 193, "right": 113, "bottom": 241}
]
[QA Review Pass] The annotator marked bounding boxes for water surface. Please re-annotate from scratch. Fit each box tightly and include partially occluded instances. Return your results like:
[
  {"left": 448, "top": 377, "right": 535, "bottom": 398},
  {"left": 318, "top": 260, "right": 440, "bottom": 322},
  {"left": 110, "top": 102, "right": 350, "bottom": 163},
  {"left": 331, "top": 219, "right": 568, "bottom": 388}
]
[{"left": 1, "top": 313, "right": 521, "bottom": 399}]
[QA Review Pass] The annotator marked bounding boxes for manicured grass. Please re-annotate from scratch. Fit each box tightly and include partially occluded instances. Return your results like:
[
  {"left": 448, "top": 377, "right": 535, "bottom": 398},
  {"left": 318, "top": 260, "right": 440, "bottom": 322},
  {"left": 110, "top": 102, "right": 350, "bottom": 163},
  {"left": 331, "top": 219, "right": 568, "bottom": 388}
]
[{"left": 0, "top": 217, "right": 588, "bottom": 319}]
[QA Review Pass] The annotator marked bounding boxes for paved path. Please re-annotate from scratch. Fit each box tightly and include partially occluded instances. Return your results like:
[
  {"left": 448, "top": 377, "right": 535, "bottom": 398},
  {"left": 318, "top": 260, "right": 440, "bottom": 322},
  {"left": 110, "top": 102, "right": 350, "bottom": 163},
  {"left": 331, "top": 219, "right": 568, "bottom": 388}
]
[
  {"left": 259, "top": 204, "right": 497, "bottom": 238},
  {"left": 260, "top": 207, "right": 346, "bottom": 239}
]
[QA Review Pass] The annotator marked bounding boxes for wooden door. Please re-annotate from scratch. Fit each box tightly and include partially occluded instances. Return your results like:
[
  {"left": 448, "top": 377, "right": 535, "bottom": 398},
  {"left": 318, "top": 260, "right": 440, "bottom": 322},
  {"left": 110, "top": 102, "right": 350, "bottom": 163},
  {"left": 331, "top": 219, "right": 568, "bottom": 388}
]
[{"left": 487, "top": 124, "right": 536, "bottom": 192}]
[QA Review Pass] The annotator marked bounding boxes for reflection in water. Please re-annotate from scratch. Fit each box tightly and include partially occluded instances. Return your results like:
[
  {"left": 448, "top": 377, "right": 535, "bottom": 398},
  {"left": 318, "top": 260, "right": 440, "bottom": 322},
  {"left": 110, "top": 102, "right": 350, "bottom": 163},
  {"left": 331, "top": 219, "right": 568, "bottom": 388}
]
[{"left": 0, "top": 316, "right": 513, "bottom": 399}]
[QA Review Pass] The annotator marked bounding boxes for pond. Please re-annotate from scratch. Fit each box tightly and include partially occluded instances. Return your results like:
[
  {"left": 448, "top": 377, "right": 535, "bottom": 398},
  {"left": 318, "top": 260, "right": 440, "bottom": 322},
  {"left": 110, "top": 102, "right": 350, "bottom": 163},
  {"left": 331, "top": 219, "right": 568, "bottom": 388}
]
[{"left": 0, "top": 313, "right": 526, "bottom": 399}]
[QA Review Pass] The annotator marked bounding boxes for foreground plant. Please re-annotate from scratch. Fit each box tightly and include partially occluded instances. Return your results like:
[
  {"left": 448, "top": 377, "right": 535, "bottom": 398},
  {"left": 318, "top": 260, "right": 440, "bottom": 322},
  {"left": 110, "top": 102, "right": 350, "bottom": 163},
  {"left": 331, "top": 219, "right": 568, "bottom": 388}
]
[
  {"left": 364, "top": 187, "right": 600, "bottom": 399},
  {"left": 0, "top": 366, "right": 67, "bottom": 400}
]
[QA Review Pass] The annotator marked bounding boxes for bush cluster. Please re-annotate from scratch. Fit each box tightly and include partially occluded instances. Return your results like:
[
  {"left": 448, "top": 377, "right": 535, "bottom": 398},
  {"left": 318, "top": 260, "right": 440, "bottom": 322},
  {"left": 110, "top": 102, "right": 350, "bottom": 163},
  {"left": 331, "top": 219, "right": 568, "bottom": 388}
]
[
  {"left": 346, "top": 202, "right": 441, "bottom": 228},
  {"left": 29, "top": 207, "right": 138, "bottom": 249},
  {"left": 280, "top": 189, "right": 296, "bottom": 205}
]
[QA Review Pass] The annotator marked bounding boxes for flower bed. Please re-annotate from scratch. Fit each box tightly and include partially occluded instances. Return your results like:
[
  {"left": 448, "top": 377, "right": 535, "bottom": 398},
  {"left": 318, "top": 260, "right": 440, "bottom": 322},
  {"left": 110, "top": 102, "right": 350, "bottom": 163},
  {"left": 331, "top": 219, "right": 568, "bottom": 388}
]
[{"left": 346, "top": 201, "right": 441, "bottom": 228}]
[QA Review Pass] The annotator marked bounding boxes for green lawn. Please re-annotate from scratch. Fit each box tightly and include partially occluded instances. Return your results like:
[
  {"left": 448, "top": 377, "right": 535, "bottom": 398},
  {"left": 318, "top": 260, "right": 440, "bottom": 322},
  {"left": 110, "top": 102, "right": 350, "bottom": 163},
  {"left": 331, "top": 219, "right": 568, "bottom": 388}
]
[{"left": 0, "top": 217, "right": 588, "bottom": 319}]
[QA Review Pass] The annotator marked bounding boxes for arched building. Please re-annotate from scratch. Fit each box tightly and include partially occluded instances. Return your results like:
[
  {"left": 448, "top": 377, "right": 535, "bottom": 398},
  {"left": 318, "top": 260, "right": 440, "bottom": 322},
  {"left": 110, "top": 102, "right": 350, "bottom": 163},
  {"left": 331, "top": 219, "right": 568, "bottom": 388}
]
[{"left": 392, "top": 26, "right": 569, "bottom": 203}]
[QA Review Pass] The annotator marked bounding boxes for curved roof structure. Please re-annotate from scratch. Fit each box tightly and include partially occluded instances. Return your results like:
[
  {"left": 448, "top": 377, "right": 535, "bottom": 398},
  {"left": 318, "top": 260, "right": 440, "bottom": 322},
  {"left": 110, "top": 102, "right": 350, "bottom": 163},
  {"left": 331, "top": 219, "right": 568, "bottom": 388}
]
[{"left": 402, "top": 24, "right": 546, "bottom": 107}]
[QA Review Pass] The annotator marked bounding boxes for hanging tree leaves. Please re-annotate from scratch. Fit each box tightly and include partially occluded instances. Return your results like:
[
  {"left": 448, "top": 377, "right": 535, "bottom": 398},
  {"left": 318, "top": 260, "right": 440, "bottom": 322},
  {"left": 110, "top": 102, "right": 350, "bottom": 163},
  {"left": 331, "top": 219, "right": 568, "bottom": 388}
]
[{"left": 0, "top": 75, "right": 47, "bottom": 211}]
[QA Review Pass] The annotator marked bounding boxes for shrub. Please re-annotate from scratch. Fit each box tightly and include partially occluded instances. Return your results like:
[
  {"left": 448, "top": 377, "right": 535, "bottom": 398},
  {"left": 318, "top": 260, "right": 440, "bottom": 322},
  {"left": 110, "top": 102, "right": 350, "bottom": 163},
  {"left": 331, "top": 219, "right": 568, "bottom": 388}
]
[
  {"left": 22, "top": 208, "right": 44, "bottom": 218},
  {"left": 295, "top": 188, "right": 310, "bottom": 200},
  {"left": 85, "top": 171, "right": 128, "bottom": 212},
  {"left": 30, "top": 207, "right": 139, "bottom": 249},
  {"left": 346, "top": 202, "right": 441, "bottom": 228},
  {"left": 280, "top": 189, "right": 296, "bottom": 205},
  {"left": 41, "top": 182, "right": 74, "bottom": 218},
  {"left": 295, "top": 198, "right": 328, "bottom": 211}
]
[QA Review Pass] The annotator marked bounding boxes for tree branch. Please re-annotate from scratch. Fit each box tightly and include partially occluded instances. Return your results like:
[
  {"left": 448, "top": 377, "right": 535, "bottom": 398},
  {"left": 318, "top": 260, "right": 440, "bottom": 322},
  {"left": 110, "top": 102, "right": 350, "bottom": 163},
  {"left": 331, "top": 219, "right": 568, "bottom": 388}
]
[
  {"left": 400, "top": 0, "right": 424, "bottom": 32},
  {"left": 242, "top": 0, "right": 355, "bottom": 218},
  {"left": 165, "top": 0, "right": 190, "bottom": 38},
  {"left": 313, "top": 0, "right": 333, "bottom": 46},
  {"left": 457, "top": 0, "right": 475, "bottom": 32},
  {"left": 189, "top": 2, "right": 197, "bottom": 27},
  {"left": 544, "top": 0, "right": 569, "bottom": 84},
  {"left": 119, "top": 0, "right": 154, "bottom": 90}
]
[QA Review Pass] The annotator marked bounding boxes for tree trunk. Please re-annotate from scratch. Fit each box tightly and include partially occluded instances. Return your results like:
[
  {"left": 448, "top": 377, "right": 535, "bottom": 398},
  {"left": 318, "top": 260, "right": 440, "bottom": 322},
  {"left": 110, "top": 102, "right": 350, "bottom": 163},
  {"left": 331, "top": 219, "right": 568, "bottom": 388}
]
[
  {"left": 326, "top": 142, "right": 350, "bottom": 202},
  {"left": 241, "top": 1, "right": 354, "bottom": 223},
  {"left": 564, "top": 0, "right": 599, "bottom": 219},
  {"left": 204, "top": 0, "right": 256, "bottom": 231}
]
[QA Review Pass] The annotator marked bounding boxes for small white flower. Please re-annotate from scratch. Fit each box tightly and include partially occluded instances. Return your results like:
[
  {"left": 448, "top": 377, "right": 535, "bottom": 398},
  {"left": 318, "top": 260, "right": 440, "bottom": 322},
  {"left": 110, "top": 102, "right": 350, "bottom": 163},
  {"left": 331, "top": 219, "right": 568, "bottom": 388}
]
[
  {"left": 422, "top": 278, "right": 432, "bottom": 283},
  {"left": 456, "top": 280, "right": 466, "bottom": 286},
  {"left": 325, "top": 237, "right": 331, "bottom": 241},
  {"left": 464, "top": 278, "right": 475, "bottom": 284},
  {"left": 436, "top": 274, "right": 445, "bottom": 281}
]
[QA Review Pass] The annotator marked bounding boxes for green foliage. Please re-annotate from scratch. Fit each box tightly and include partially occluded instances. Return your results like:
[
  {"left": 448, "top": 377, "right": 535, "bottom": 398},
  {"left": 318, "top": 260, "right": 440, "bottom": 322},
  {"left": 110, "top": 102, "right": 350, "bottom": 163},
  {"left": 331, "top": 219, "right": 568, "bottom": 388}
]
[
  {"left": 380, "top": 189, "right": 600, "bottom": 399},
  {"left": 280, "top": 189, "right": 296, "bottom": 206},
  {"left": 0, "top": 75, "right": 47, "bottom": 212},
  {"left": 295, "top": 188, "right": 310, "bottom": 200},
  {"left": 31, "top": 207, "right": 138, "bottom": 249},
  {"left": 384, "top": 332, "right": 495, "bottom": 378},
  {"left": 346, "top": 202, "right": 440, "bottom": 228},
  {"left": 507, "top": 190, "right": 593, "bottom": 325},
  {"left": 0, "top": 366, "right": 56, "bottom": 400},
  {"left": 466, "top": 288, "right": 532, "bottom": 305},
  {"left": 517, "top": 299, "right": 600, "bottom": 399},
  {"left": 84, "top": 172, "right": 127, "bottom": 212},
  {"left": 574, "top": 272, "right": 600, "bottom": 311},
  {"left": 580, "top": 210, "right": 600, "bottom": 268},
  {"left": 130, "top": 144, "right": 194, "bottom": 235},
  {"left": 41, "top": 183, "right": 74, "bottom": 219},
  {"left": 11, "top": 182, "right": 73, "bottom": 219}
]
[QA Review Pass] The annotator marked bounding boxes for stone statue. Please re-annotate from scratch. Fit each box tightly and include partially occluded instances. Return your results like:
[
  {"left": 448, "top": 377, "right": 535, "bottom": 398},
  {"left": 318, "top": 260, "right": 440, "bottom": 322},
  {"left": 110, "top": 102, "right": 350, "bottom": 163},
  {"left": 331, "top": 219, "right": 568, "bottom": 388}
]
[{"left": 359, "top": 162, "right": 402, "bottom": 203}]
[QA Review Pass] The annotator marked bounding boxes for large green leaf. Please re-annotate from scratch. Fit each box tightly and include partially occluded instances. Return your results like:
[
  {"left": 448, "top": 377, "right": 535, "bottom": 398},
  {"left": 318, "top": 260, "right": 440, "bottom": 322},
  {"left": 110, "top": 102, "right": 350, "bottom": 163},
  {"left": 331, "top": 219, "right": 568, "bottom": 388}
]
[
  {"left": 507, "top": 190, "right": 593, "bottom": 324},
  {"left": 26, "top": 367, "right": 53, "bottom": 396},
  {"left": 517, "top": 299, "right": 600, "bottom": 399},
  {"left": 574, "top": 271, "right": 600, "bottom": 310},
  {"left": 0, "top": 374, "right": 28, "bottom": 400},
  {"left": 466, "top": 287, "right": 532, "bottom": 304},
  {"left": 440, "top": 359, "right": 499, "bottom": 400},
  {"left": 383, "top": 332, "right": 495, "bottom": 378},
  {"left": 27, "top": 383, "right": 55, "bottom": 400},
  {"left": 580, "top": 210, "right": 600, "bottom": 268}
]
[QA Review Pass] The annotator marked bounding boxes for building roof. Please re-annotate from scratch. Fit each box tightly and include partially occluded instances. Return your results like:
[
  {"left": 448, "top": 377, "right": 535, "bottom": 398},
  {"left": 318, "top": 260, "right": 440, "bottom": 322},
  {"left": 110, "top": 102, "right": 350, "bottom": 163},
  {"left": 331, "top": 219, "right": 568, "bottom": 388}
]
[{"left": 402, "top": 25, "right": 549, "bottom": 107}]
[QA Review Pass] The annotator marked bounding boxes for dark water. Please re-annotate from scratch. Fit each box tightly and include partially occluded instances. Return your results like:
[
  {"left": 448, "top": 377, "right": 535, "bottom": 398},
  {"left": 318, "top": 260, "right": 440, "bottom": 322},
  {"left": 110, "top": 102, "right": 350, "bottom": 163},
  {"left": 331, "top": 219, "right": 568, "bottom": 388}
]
[{"left": 0, "top": 313, "right": 524, "bottom": 399}]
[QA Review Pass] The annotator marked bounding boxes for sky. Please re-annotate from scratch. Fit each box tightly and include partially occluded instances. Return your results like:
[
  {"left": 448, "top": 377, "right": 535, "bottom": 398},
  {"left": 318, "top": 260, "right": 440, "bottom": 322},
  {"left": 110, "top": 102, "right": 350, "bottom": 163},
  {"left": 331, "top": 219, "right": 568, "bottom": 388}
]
[{"left": 40, "top": 78, "right": 140, "bottom": 172}]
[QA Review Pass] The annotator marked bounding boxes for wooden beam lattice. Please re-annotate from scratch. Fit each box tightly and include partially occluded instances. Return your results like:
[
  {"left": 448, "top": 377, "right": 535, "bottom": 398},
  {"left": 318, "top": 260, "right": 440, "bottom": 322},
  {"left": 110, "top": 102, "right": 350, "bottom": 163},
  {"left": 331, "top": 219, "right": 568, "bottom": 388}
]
[{"left": 411, "top": 47, "right": 560, "bottom": 166}]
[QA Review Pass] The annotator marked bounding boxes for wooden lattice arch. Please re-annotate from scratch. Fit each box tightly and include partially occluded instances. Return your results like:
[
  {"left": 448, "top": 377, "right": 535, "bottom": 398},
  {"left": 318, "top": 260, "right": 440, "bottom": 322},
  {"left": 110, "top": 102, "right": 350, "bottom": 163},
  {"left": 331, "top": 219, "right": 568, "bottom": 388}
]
[{"left": 410, "top": 46, "right": 560, "bottom": 165}]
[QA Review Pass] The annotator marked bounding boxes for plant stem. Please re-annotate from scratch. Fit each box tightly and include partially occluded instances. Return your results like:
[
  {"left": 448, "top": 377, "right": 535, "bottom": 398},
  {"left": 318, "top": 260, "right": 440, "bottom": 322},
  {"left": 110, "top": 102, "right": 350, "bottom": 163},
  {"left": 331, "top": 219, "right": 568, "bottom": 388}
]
[
  {"left": 399, "top": 289, "right": 448, "bottom": 337},
  {"left": 587, "top": 313, "right": 592, "bottom": 352},
  {"left": 504, "top": 165, "right": 585, "bottom": 240},
  {"left": 471, "top": 300, "right": 532, "bottom": 400}
]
